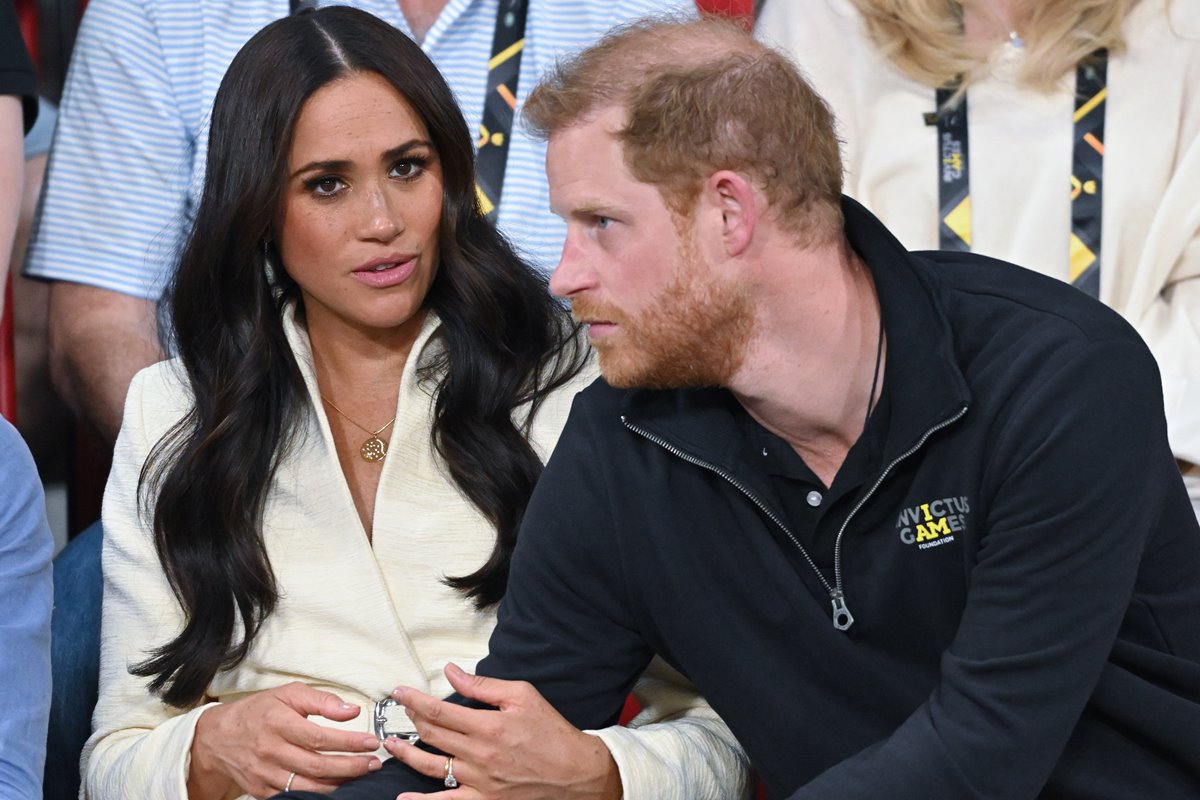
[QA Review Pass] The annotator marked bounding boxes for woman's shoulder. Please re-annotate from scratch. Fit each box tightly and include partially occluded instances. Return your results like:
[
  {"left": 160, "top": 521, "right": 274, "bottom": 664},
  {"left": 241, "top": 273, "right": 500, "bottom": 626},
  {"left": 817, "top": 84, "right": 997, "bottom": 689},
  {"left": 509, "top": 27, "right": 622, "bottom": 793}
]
[
  {"left": 526, "top": 347, "right": 601, "bottom": 458},
  {"left": 129, "top": 358, "right": 192, "bottom": 404},
  {"left": 120, "top": 358, "right": 195, "bottom": 437},
  {"left": 1127, "top": 0, "right": 1200, "bottom": 49}
]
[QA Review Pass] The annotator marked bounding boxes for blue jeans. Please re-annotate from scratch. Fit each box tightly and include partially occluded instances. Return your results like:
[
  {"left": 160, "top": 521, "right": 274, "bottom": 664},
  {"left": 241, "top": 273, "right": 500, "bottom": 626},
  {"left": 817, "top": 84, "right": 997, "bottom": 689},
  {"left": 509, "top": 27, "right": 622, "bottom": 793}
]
[{"left": 44, "top": 520, "right": 103, "bottom": 800}]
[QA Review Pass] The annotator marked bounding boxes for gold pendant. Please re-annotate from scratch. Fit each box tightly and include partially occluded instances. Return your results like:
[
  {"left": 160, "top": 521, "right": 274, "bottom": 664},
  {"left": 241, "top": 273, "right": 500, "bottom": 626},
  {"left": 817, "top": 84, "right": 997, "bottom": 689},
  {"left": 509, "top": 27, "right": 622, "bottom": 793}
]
[{"left": 360, "top": 435, "right": 387, "bottom": 462}]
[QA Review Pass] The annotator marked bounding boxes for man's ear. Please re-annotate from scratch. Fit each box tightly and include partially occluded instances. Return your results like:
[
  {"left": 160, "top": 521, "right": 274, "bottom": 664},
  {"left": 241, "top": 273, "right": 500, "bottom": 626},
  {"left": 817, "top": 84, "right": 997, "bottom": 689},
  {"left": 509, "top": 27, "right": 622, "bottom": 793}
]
[{"left": 703, "top": 170, "right": 756, "bottom": 257}]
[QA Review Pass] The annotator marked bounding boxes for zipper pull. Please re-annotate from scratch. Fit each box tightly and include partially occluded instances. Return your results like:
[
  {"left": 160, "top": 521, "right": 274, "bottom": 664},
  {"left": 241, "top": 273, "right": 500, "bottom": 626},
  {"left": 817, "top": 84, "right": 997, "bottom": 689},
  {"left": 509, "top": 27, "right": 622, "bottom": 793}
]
[{"left": 831, "top": 589, "right": 855, "bottom": 631}]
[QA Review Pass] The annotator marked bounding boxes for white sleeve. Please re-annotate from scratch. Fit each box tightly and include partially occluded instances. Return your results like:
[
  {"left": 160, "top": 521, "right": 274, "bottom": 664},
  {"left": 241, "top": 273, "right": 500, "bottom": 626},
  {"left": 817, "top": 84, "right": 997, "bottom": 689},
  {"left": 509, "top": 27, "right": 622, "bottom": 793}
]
[
  {"left": 587, "top": 657, "right": 753, "bottom": 800},
  {"left": 1127, "top": 130, "right": 1200, "bottom": 469},
  {"left": 82, "top": 366, "right": 216, "bottom": 800}
]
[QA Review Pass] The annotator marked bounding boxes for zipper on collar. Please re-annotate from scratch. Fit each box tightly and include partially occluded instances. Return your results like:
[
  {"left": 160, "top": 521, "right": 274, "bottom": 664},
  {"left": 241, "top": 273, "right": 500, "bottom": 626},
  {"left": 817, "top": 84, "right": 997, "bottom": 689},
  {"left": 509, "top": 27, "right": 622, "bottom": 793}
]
[{"left": 621, "top": 403, "right": 968, "bottom": 632}]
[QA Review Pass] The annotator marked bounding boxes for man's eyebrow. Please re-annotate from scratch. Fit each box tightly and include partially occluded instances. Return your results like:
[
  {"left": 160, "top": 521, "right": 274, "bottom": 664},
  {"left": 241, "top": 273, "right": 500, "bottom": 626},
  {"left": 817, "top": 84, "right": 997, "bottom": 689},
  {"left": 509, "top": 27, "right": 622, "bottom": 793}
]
[
  {"left": 290, "top": 139, "right": 434, "bottom": 179},
  {"left": 564, "top": 203, "right": 621, "bottom": 219}
]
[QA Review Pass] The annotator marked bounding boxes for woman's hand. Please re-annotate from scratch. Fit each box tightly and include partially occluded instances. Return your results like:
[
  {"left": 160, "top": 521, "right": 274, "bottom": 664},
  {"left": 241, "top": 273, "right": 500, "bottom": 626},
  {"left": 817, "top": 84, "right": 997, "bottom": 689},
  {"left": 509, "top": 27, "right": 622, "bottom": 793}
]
[
  {"left": 386, "top": 663, "right": 622, "bottom": 800},
  {"left": 188, "top": 682, "right": 384, "bottom": 799}
]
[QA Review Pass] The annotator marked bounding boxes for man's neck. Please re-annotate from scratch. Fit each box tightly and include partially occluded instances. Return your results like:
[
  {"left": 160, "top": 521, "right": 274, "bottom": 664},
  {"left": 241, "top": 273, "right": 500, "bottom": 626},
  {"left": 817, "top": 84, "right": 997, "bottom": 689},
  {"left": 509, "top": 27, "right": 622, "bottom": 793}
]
[
  {"left": 397, "top": 0, "right": 450, "bottom": 43},
  {"left": 729, "top": 237, "right": 884, "bottom": 487}
]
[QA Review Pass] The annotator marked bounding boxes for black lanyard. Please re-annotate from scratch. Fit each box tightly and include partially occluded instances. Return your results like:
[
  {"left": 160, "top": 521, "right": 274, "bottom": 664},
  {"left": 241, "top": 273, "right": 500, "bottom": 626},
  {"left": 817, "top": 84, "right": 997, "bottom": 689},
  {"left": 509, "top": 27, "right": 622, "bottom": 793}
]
[
  {"left": 475, "top": 0, "right": 528, "bottom": 221},
  {"left": 928, "top": 51, "right": 1108, "bottom": 297},
  {"left": 289, "top": 1, "right": 527, "bottom": 223}
]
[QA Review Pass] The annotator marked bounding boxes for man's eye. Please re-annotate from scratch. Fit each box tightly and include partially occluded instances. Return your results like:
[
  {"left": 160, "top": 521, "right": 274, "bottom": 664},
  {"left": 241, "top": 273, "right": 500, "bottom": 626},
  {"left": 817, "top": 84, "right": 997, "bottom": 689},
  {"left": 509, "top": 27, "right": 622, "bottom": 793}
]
[{"left": 595, "top": 216, "right": 612, "bottom": 230}]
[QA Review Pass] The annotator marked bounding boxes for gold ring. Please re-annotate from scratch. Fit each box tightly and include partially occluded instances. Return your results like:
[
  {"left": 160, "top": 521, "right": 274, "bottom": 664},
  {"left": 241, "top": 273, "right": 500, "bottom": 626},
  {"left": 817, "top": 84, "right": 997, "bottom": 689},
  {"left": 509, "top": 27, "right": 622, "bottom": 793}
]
[
  {"left": 285, "top": 771, "right": 296, "bottom": 792},
  {"left": 444, "top": 755, "right": 458, "bottom": 788}
]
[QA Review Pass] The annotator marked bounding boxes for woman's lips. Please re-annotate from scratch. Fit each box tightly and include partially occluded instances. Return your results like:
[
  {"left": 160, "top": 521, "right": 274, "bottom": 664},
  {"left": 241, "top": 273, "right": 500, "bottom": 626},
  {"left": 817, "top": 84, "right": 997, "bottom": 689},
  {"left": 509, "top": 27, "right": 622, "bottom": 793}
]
[{"left": 352, "top": 256, "right": 417, "bottom": 288}]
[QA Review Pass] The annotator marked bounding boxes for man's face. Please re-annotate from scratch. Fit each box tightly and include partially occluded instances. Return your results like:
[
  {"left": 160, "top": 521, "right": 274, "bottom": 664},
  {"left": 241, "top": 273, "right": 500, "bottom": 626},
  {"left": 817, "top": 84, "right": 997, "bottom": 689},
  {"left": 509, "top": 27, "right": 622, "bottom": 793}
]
[{"left": 547, "top": 107, "right": 751, "bottom": 389}]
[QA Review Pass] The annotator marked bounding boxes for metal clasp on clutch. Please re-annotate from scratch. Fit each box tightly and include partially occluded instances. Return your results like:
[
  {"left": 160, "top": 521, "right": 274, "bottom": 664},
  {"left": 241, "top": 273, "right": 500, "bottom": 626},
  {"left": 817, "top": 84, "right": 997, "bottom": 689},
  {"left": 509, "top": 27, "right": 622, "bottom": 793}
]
[{"left": 373, "top": 697, "right": 421, "bottom": 744}]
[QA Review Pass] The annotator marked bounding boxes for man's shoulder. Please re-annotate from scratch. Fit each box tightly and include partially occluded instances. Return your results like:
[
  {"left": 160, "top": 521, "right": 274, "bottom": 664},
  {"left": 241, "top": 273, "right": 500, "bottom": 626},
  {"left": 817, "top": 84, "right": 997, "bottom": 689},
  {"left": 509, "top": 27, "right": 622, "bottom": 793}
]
[
  {"left": 0, "top": 418, "right": 37, "bottom": 481},
  {"left": 572, "top": 375, "right": 627, "bottom": 419},
  {"left": 913, "top": 250, "right": 1166, "bottom": 430},
  {"left": 920, "top": 250, "right": 1150, "bottom": 353},
  {"left": 0, "top": 420, "right": 50, "bottom": 555}
]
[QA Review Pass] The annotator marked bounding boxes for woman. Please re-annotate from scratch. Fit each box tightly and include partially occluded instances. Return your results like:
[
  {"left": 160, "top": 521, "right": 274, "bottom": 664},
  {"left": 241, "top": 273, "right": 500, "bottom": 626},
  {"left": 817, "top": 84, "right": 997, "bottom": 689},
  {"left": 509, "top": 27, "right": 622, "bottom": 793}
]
[
  {"left": 756, "top": 0, "right": 1200, "bottom": 517},
  {"left": 85, "top": 7, "right": 748, "bottom": 800}
]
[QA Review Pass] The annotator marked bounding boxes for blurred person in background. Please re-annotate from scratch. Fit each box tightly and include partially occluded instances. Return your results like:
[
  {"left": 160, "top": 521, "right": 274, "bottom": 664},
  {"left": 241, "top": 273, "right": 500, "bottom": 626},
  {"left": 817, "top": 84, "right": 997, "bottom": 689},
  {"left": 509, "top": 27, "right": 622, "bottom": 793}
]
[
  {"left": 757, "top": 0, "right": 1200, "bottom": 520},
  {"left": 0, "top": 3, "right": 53, "bottom": 796}
]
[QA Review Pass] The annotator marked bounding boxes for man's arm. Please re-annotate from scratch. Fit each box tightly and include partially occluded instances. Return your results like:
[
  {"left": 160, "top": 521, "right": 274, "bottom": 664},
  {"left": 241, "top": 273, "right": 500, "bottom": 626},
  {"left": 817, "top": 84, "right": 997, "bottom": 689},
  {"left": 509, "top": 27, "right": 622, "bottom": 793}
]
[
  {"left": 47, "top": 283, "right": 162, "bottom": 444},
  {"left": 24, "top": 0, "right": 194, "bottom": 440},
  {"left": 0, "top": 420, "right": 54, "bottom": 796},
  {"left": 0, "top": 94, "right": 23, "bottom": 320},
  {"left": 389, "top": 395, "right": 752, "bottom": 800}
]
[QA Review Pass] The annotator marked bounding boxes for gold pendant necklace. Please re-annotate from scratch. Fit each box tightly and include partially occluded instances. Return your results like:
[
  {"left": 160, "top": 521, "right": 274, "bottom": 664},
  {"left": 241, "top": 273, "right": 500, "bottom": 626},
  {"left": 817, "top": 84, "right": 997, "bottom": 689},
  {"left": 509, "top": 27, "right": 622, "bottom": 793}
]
[{"left": 320, "top": 395, "right": 397, "bottom": 463}]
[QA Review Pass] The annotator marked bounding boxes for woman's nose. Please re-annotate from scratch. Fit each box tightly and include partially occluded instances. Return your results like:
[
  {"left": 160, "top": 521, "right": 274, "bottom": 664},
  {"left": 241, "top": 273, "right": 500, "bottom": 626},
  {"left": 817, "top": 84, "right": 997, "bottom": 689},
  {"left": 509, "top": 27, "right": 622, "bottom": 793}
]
[{"left": 358, "top": 184, "right": 401, "bottom": 242}]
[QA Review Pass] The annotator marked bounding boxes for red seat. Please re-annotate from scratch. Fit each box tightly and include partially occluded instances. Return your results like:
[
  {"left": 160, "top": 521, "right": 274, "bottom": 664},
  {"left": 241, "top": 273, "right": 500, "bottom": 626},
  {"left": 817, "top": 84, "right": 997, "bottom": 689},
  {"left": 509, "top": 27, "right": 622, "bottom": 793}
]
[{"left": 1, "top": 277, "right": 14, "bottom": 423}]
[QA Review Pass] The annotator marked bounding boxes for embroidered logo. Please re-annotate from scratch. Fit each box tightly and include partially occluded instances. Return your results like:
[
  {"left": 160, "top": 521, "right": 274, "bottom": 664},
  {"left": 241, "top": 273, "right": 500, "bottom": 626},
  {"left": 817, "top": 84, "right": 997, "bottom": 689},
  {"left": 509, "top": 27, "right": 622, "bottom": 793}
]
[{"left": 897, "top": 496, "right": 970, "bottom": 549}]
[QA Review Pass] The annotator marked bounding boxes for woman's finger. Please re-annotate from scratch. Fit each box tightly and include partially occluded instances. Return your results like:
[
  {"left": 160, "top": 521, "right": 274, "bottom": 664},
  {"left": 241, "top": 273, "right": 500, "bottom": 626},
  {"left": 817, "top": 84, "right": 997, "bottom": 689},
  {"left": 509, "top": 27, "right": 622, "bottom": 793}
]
[
  {"left": 273, "top": 681, "right": 364, "bottom": 724},
  {"left": 385, "top": 744, "right": 476, "bottom": 800},
  {"left": 272, "top": 768, "right": 344, "bottom": 797},
  {"left": 394, "top": 687, "right": 499, "bottom": 739},
  {"left": 284, "top": 715, "right": 380, "bottom": 754},
  {"left": 398, "top": 718, "right": 478, "bottom": 767},
  {"left": 383, "top": 737, "right": 459, "bottom": 781},
  {"left": 283, "top": 742, "right": 383, "bottom": 783}
]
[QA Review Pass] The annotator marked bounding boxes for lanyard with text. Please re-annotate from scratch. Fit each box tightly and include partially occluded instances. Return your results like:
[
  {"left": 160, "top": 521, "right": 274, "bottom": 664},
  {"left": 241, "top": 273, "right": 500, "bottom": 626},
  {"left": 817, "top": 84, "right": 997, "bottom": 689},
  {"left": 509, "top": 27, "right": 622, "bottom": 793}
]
[
  {"left": 289, "top": 0, "right": 527, "bottom": 223},
  {"left": 928, "top": 50, "right": 1108, "bottom": 298},
  {"left": 475, "top": 0, "right": 528, "bottom": 221}
]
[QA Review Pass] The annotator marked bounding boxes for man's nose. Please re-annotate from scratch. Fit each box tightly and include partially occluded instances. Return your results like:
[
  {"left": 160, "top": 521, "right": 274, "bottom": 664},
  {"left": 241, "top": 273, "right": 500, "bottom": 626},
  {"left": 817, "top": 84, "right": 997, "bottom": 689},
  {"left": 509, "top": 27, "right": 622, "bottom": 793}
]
[{"left": 549, "top": 236, "right": 590, "bottom": 298}]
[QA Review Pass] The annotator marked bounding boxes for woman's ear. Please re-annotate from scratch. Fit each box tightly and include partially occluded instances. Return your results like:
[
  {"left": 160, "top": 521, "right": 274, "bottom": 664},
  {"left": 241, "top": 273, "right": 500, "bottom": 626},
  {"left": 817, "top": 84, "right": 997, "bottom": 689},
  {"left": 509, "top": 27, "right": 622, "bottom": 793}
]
[{"left": 703, "top": 170, "right": 756, "bottom": 257}]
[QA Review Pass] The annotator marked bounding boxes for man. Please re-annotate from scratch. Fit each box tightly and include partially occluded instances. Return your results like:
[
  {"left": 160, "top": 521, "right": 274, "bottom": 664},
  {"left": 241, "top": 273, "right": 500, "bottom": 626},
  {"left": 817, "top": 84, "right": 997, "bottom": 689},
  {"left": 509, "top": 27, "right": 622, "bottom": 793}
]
[
  {"left": 0, "top": 418, "right": 53, "bottom": 800},
  {"left": 0, "top": 6, "right": 52, "bottom": 797},
  {"left": 284, "top": 15, "right": 1200, "bottom": 800},
  {"left": 25, "top": 3, "right": 689, "bottom": 798},
  {"left": 0, "top": 0, "right": 36, "bottom": 316}
]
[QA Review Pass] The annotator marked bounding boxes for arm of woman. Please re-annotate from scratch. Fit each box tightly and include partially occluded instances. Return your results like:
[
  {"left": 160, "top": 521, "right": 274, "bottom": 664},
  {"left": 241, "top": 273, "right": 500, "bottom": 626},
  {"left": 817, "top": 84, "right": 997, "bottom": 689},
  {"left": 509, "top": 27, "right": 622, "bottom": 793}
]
[
  {"left": 386, "top": 658, "right": 750, "bottom": 800},
  {"left": 84, "top": 365, "right": 382, "bottom": 799},
  {"left": 588, "top": 657, "right": 752, "bottom": 800},
  {"left": 83, "top": 365, "right": 221, "bottom": 799},
  {"left": 1125, "top": 129, "right": 1200, "bottom": 482}
]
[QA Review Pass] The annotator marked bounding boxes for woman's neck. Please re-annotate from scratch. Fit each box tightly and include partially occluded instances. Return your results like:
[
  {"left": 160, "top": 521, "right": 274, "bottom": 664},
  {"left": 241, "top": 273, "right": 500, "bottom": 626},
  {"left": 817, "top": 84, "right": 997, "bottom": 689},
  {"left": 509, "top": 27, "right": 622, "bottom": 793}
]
[
  {"left": 962, "top": 0, "right": 1027, "bottom": 47},
  {"left": 305, "top": 309, "right": 427, "bottom": 407}
]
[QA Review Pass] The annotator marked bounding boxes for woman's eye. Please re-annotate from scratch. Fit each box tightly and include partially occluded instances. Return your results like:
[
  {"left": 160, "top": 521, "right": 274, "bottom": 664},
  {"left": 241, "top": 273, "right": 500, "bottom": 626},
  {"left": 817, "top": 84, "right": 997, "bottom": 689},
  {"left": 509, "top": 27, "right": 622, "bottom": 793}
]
[
  {"left": 390, "top": 159, "right": 425, "bottom": 180},
  {"left": 306, "top": 176, "right": 345, "bottom": 197}
]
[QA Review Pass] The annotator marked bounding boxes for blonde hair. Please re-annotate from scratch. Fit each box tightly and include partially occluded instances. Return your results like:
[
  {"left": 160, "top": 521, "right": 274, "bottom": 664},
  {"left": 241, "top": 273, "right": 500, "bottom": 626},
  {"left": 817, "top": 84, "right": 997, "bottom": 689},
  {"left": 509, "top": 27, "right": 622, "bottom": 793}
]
[
  {"left": 848, "top": 0, "right": 1135, "bottom": 93},
  {"left": 523, "top": 16, "right": 844, "bottom": 245}
]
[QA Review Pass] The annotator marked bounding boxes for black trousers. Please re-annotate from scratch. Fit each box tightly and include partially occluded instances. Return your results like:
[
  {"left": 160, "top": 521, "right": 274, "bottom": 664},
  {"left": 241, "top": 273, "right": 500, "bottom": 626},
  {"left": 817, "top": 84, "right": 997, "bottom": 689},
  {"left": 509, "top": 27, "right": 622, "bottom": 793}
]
[{"left": 272, "top": 758, "right": 443, "bottom": 800}]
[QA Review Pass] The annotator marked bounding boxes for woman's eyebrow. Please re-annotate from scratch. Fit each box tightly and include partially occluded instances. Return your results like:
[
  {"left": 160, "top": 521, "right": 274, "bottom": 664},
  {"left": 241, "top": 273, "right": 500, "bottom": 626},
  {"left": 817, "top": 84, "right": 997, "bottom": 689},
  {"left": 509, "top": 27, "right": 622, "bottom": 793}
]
[{"left": 290, "top": 139, "right": 435, "bottom": 179}]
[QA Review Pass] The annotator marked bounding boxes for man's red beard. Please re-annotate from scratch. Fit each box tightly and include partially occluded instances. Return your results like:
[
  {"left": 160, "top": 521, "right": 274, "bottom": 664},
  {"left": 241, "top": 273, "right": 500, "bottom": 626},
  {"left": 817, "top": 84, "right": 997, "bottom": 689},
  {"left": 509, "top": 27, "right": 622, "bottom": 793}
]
[{"left": 570, "top": 251, "right": 753, "bottom": 390}]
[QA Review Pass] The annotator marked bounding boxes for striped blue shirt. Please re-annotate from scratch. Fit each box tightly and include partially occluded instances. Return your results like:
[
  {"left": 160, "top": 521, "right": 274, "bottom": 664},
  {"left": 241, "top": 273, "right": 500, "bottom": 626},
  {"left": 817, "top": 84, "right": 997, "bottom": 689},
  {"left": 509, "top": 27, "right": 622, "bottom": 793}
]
[{"left": 25, "top": 0, "right": 690, "bottom": 297}]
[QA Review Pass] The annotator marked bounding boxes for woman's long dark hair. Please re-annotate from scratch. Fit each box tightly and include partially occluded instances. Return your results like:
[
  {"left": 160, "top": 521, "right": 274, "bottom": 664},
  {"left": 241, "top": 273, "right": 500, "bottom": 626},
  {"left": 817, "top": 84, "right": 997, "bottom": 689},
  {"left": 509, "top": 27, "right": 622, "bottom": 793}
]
[{"left": 132, "top": 6, "right": 587, "bottom": 708}]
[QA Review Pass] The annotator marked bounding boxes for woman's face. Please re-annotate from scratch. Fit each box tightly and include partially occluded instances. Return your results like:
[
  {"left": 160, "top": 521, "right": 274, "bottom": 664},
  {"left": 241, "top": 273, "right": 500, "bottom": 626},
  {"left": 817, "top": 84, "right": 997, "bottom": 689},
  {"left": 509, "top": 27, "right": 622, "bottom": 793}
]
[{"left": 277, "top": 71, "right": 443, "bottom": 341}]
